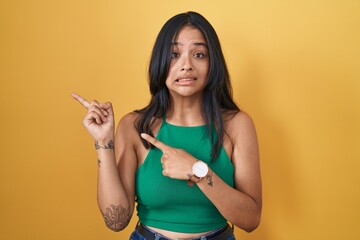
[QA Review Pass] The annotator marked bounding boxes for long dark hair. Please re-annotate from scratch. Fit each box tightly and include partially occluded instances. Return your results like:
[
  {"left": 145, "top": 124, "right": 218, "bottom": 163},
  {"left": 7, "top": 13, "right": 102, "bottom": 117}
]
[{"left": 135, "top": 11, "right": 239, "bottom": 160}]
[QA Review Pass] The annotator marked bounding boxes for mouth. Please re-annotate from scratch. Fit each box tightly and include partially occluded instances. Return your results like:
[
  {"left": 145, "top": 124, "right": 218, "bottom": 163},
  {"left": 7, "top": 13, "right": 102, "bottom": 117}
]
[{"left": 175, "top": 77, "right": 197, "bottom": 83}]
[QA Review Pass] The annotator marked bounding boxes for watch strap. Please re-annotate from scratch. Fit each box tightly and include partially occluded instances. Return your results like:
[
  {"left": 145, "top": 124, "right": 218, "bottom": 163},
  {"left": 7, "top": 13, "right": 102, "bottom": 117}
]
[{"left": 187, "top": 174, "right": 202, "bottom": 187}]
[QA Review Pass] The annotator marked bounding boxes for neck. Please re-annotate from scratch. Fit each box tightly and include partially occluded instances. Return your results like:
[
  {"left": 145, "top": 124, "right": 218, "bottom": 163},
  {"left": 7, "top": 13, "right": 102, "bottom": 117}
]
[{"left": 167, "top": 95, "right": 204, "bottom": 126}]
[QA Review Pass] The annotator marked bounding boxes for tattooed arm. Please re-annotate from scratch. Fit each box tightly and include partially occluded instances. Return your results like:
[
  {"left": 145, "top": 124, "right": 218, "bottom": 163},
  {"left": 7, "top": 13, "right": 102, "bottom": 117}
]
[
  {"left": 72, "top": 94, "right": 136, "bottom": 232},
  {"left": 101, "top": 204, "right": 131, "bottom": 231},
  {"left": 95, "top": 139, "right": 131, "bottom": 231},
  {"left": 96, "top": 113, "right": 138, "bottom": 231}
]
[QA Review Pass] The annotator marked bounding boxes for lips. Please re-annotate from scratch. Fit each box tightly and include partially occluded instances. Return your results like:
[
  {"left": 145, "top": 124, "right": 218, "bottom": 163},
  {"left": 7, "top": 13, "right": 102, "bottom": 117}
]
[
  {"left": 175, "top": 77, "right": 197, "bottom": 83},
  {"left": 175, "top": 77, "right": 197, "bottom": 86}
]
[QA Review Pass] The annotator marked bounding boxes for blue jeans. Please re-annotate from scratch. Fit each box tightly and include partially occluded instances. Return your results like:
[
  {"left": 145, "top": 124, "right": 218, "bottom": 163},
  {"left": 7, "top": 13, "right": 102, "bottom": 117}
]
[{"left": 129, "top": 224, "right": 236, "bottom": 240}]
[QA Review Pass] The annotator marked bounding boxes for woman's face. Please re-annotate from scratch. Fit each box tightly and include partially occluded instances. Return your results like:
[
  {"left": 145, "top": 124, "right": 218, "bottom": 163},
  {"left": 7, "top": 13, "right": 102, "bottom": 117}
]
[{"left": 165, "top": 26, "right": 209, "bottom": 99}]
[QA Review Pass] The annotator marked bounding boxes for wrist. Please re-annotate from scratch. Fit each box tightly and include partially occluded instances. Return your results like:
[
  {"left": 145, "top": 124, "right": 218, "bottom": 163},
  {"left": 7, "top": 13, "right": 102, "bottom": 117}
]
[
  {"left": 95, "top": 138, "right": 114, "bottom": 150},
  {"left": 187, "top": 160, "right": 209, "bottom": 186}
]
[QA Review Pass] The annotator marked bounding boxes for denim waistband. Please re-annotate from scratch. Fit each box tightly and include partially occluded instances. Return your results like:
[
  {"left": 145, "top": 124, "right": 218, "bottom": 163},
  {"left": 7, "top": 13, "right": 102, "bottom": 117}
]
[{"left": 135, "top": 222, "right": 233, "bottom": 240}]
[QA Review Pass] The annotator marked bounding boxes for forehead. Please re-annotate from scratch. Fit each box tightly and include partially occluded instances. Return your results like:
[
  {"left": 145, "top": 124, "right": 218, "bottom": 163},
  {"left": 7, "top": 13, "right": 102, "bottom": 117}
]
[{"left": 173, "top": 26, "right": 207, "bottom": 46}]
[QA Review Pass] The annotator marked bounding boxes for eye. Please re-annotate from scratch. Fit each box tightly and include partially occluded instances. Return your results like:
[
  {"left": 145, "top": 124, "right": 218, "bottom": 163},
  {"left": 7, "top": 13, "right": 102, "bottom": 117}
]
[
  {"left": 194, "top": 52, "right": 206, "bottom": 58},
  {"left": 171, "top": 52, "right": 180, "bottom": 59}
]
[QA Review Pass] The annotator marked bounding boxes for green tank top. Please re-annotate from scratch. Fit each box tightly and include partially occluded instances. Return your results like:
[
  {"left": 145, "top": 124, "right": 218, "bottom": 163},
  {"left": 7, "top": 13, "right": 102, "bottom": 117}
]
[{"left": 136, "top": 116, "right": 234, "bottom": 233}]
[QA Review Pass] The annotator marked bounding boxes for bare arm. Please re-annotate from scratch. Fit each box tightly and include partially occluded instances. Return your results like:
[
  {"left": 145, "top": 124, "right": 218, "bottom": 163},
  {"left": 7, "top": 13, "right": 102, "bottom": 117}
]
[
  {"left": 72, "top": 93, "right": 136, "bottom": 231},
  {"left": 197, "top": 112, "right": 262, "bottom": 232},
  {"left": 95, "top": 136, "right": 133, "bottom": 232}
]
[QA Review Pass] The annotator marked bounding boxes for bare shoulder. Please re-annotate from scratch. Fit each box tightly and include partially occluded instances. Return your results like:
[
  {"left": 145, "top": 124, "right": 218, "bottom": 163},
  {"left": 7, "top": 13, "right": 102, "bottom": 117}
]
[
  {"left": 224, "top": 111, "right": 257, "bottom": 140},
  {"left": 117, "top": 112, "right": 140, "bottom": 129},
  {"left": 115, "top": 112, "right": 141, "bottom": 146},
  {"left": 116, "top": 112, "right": 162, "bottom": 135}
]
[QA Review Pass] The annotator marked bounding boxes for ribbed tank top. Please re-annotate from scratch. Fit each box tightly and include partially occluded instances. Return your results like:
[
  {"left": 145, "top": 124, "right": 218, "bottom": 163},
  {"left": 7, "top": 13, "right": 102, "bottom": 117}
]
[{"left": 136, "top": 116, "right": 235, "bottom": 233}]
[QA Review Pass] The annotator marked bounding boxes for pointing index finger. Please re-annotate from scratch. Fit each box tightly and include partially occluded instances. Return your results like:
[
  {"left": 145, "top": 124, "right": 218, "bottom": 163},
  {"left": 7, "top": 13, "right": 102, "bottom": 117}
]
[
  {"left": 71, "top": 93, "right": 90, "bottom": 109},
  {"left": 141, "top": 133, "right": 168, "bottom": 152}
]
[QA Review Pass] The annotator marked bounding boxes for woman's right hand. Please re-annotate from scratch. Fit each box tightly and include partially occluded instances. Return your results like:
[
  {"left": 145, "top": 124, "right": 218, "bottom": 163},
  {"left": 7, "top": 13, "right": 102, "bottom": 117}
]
[{"left": 72, "top": 93, "right": 115, "bottom": 142}]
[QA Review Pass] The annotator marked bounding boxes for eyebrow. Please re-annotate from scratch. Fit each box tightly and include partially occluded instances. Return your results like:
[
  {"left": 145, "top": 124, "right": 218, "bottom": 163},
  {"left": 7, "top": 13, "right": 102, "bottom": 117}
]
[{"left": 172, "top": 42, "right": 208, "bottom": 48}]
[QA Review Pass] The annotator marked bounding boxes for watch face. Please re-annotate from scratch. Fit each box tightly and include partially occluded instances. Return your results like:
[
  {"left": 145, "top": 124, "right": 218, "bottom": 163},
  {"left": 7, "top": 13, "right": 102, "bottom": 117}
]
[{"left": 193, "top": 161, "right": 208, "bottom": 178}]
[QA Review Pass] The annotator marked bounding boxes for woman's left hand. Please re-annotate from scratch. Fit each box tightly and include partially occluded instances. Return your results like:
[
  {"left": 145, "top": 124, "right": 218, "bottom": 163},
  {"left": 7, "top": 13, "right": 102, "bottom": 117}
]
[{"left": 141, "top": 133, "right": 197, "bottom": 180}]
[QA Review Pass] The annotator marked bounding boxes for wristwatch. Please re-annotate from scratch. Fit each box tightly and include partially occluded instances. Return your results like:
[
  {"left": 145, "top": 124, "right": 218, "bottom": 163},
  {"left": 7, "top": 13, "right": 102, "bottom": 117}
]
[{"left": 188, "top": 160, "right": 208, "bottom": 186}]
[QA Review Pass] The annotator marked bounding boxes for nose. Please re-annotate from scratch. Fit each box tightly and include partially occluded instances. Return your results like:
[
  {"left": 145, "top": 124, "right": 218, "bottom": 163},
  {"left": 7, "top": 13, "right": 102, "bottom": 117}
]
[
  {"left": 180, "top": 54, "right": 193, "bottom": 71},
  {"left": 181, "top": 66, "right": 192, "bottom": 71}
]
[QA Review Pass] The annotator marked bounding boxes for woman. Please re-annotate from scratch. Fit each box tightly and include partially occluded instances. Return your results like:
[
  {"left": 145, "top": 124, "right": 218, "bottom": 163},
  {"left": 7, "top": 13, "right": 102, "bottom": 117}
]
[{"left": 73, "top": 11, "right": 261, "bottom": 240}]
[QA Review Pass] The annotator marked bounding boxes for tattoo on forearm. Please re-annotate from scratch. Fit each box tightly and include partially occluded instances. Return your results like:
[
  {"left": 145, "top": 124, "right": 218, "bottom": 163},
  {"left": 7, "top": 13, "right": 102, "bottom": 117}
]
[
  {"left": 97, "top": 159, "right": 101, "bottom": 168},
  {"left": 206, "top": 170, "right": 213, "bottom": 187},
  {"left": 95, "top": 140, "right": 114, "bottom": 150},
  {"left": 101, "top": 204, "right": 131, "bottom": 232}
]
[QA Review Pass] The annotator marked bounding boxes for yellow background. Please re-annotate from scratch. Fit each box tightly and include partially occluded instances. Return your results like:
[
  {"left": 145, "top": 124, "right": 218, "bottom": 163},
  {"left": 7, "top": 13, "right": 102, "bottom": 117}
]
[{"left": 1, "top": 0, "right": 359, "bottom": 239}]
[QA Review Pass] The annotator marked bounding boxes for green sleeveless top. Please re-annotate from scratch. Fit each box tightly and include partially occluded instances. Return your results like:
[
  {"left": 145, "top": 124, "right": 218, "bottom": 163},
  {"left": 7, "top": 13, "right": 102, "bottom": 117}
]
[{"left": 135, "top": 116, "right": 235, "bottom": 233}]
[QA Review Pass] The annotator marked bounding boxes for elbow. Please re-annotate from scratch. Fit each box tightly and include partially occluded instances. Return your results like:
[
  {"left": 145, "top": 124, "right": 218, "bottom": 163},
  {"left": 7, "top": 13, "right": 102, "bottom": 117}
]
[
  {"left": 105, "top": 219, "right": 130, "bottom": 232},
  {"left": 103, "top": 214, "right": 131, "bottom": 232},
  {"left": 107, "top": 226, "right": 121, "bottom": 232},
  {"left": 107, "top": 225, "right": 126, "bottom": 232},
  {"left": 243, "top": 220, "right": 260, "bottom": 233},
  {"left": 233, "top": 209, "right": 261, "bottom": 233},
  {"left": 108, "top": 226, "right": 124, "bottom": 232},
  {"left": 243, "top": 213, "right": 261, "bottom": 233},
  {"left": 101, "top": 204, "right": 132, "bottom": 232}
]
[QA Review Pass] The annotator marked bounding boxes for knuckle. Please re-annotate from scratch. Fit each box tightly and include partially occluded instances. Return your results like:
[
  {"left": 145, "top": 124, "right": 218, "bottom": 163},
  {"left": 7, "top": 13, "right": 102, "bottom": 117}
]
[
  {"left": 88, "top": 105, "right": 98, "bottom": 112},
  {"left": 90, "top": 100, "right": 99, "bottom": 106}
]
